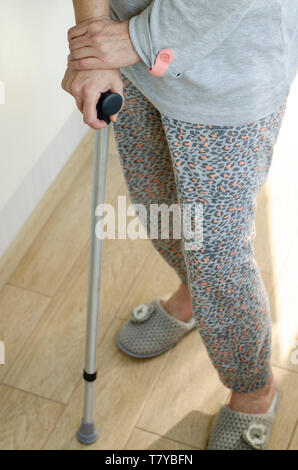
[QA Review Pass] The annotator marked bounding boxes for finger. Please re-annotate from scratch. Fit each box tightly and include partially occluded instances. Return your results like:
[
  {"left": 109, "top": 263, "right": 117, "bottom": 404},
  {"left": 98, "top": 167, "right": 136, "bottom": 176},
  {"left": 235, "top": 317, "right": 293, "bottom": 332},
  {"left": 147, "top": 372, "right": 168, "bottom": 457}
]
[
  {"left": 70, "top": 47, "right": 97, "bottom": 61},
  {"left": 83, "top": 86, "right": 106, "bottom": 130},
  {"left": 67, "top": 17, "right": 97, "bottom": 39},
  {"left": 109, "top": 81, "right": 124, "bottom": 123},
  {"left": 75, "top": 92, "right": 83, "bottom": 113},
  {"left": 61, "top": 69, "right": 69, "bottom": 91},
  {"left": 64, "top": 72, "right": 73, "bottom": 94},
  {"left": 68, "top": 75, "right": 84, "bottom": 111},
  {"left": 68, "top": 35, "right": 89, "bottom": 52},
  {"left": 68, "top": 24, "right": 89, "bottom": 41},
  {"left": 69, "top": 57, "right": 106, "bottom": 71}
]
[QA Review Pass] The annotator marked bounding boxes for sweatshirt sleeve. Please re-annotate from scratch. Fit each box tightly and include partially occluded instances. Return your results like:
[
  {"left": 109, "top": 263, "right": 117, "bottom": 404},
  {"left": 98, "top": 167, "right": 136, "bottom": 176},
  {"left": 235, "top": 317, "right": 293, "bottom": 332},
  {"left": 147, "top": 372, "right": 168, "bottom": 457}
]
[{"left": 128, "top": 0, "right": 255, "bottom": 78}]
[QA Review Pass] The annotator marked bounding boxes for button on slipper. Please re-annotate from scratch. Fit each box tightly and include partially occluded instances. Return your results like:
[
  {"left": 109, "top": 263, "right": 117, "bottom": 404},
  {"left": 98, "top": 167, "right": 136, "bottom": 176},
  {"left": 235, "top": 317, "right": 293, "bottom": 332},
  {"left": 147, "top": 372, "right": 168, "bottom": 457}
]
[
  {"left": 207, "top": 387, "right": 280, "bottom": 450},
  {"left": 116, "top": 298, "right": 196, "bottom": 358}
]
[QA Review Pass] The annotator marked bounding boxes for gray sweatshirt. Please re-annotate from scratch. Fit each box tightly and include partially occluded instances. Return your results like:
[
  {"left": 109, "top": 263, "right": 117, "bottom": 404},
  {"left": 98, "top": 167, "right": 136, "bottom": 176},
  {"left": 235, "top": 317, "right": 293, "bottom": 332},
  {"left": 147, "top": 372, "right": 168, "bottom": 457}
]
[{"left": 110, "top": 0, "right": 298, "bottom": 125}]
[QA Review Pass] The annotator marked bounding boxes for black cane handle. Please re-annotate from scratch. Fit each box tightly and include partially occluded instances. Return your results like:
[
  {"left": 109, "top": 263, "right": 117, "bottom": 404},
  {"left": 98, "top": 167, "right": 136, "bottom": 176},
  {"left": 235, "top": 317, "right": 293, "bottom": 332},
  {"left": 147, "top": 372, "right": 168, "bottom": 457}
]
[{"left": 96, "top": 91, "right": 123, "bottom": 125}]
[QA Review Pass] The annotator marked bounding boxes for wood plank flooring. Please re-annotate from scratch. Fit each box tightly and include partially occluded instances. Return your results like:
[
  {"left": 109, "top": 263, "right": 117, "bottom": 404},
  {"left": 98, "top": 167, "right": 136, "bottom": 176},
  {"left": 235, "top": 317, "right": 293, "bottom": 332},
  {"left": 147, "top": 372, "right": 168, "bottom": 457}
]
[{"left": 0, "top": 120, "right": 297, "bottom": 450}]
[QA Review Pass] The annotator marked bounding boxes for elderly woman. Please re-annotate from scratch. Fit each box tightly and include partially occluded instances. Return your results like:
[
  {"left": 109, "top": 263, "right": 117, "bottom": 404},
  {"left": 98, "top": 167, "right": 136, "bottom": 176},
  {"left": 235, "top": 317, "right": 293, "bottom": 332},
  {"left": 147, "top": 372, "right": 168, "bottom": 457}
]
[{"left": 62, "top": 0, "right": 298, "bottom": 450}]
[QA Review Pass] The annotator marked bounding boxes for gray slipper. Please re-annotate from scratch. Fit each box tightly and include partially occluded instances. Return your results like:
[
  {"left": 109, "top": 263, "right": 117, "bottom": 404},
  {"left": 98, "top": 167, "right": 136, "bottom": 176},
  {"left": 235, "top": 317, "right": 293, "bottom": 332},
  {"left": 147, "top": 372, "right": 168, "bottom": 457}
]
[
  {"left": 116, "top": 298, "right": 196, "bottom": 358},
  {"left": 207, "top": 387, "right": 280, "bottom": 450}
]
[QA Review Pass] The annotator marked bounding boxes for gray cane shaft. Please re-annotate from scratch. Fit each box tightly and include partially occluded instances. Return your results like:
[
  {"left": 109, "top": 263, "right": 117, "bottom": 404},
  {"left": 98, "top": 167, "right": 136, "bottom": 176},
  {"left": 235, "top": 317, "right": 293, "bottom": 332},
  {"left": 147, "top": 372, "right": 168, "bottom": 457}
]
[
  {"left": 83, "top": 381, "right": 95, "bottom": 424},
  {"left": 83, "top": 126, "right": 109, "bottom": 421}
]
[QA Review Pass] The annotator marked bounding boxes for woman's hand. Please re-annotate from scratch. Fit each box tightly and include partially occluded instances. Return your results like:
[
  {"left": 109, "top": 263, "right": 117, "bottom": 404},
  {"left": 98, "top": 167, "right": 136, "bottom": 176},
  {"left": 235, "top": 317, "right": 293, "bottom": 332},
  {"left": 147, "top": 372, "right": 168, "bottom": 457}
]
[
  {"left": 61, "top": 67, "right": 124, "bottom": 129},
  {"left": 67, "top": 16, "right": 141, "bottom": 71}
]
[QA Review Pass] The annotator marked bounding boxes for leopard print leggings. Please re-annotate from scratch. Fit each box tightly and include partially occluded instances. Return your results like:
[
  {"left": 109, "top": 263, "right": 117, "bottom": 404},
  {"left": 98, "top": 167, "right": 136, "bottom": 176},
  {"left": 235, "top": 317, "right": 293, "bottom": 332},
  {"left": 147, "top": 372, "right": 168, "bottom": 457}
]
[{"left": 112, "top": 73, "right": 288, "bottom": 393}]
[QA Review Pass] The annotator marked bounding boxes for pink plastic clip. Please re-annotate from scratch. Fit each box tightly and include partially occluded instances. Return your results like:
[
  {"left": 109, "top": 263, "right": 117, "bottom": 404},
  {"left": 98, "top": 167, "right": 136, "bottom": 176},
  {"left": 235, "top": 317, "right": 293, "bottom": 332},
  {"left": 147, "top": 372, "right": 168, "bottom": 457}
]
[{"left": 148, "top": 48, "right": 174, "bottom": 77}]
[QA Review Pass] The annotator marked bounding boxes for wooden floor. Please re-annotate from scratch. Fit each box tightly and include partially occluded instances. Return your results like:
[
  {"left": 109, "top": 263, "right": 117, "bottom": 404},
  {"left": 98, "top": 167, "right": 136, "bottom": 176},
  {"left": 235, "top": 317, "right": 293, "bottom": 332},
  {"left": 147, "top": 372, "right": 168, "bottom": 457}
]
[{"left": 0, "top": 120, "right": 297, "bottom": 450}]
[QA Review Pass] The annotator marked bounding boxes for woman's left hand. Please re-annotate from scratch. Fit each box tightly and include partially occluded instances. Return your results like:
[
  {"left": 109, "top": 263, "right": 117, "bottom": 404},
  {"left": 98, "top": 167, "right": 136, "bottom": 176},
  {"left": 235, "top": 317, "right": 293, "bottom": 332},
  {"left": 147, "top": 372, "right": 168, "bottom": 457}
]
[{"left": 67, "top": 16, "right": 142, "bottom": 71}]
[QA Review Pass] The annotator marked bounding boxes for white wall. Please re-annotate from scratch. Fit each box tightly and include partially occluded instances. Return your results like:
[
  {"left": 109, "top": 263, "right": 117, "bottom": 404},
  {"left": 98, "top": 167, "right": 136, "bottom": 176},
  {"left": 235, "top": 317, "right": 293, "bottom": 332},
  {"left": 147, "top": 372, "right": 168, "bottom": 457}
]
[{"left": 0, "top": 0, "right": 87, "bottom": 256}]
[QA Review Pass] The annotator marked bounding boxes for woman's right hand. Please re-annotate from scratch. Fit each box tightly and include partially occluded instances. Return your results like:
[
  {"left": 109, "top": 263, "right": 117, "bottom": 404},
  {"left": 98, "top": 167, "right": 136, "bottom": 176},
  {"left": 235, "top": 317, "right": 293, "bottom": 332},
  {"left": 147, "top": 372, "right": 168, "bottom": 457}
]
[{"left": 61, "top": 67, "right": 124, "bottom": 129}]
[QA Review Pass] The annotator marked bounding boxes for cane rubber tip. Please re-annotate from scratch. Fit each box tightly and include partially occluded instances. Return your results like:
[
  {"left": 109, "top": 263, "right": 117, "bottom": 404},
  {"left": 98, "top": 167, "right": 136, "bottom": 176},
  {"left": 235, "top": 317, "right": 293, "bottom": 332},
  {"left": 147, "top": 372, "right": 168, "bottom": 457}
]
[{"left": 77, "top": 419, "right": 99, "bottom": 445}]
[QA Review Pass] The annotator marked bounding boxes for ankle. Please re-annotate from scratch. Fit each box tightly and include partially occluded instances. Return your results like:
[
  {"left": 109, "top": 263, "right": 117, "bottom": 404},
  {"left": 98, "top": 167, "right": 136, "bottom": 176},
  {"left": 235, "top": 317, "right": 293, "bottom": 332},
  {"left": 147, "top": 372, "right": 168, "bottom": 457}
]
[
  {"left": 160, "top": 283, "right": 193, "bottom": 322},
  {"left": 228, "top": 376, "right": 277, "bottom": 414}
]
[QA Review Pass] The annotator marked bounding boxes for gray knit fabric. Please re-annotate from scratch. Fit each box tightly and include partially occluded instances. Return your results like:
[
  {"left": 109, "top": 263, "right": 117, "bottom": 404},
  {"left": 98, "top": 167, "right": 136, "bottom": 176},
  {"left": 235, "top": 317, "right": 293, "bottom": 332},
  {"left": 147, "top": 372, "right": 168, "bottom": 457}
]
[
  {"left": 116, "top": 298, "right": 196, "bottom": 358},
  {"left": 110, "top": 0, "right": 298, "bottom": 125},
  {"left": 207, "top": 389, "right": 280, "bottom": 450}
]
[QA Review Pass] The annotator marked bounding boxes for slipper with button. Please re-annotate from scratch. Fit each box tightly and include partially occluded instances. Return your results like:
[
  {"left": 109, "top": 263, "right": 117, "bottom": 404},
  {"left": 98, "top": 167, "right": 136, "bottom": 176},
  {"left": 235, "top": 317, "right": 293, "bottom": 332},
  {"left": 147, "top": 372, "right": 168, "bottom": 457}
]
[
  {"left": 207, "top": 387, "right": 280, "bottom": 450},
  {"left": 116, "top": 298, "right": 196, "bottom": 358}
]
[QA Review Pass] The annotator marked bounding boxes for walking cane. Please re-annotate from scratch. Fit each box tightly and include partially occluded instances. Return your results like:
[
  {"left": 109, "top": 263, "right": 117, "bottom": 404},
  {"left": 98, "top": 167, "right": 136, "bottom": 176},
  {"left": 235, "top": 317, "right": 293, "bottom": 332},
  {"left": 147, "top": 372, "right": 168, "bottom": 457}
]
[{"left": 77, "top": 91, "right": 123, "bottom": 445}]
